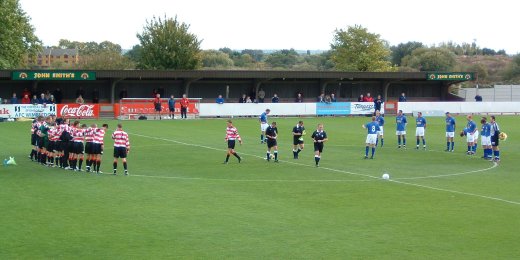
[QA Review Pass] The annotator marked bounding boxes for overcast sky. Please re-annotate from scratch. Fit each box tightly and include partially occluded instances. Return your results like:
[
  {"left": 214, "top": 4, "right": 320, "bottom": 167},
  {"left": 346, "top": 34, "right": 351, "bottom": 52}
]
[{"left": 19, "top": 0, "right": 519, "bottom": 54}]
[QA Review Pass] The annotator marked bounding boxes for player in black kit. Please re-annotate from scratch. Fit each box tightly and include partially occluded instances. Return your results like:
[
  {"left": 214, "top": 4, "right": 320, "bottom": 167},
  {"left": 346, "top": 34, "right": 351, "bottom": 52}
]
[
  {"left": 311, "top": 123, "right": 328, "bottom": 167},
  {"left": 265, "top": 122, "right": 279, "bottom": 162},
  {"left": 292, "top": 120, "right": 305, "bottom": 159}
]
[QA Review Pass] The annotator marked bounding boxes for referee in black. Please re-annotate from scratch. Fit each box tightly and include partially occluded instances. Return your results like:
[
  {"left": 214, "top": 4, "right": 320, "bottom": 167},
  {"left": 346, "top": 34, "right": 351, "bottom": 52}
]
[{"left": 311, "top": 123, "right": 328, "bottom": 167}]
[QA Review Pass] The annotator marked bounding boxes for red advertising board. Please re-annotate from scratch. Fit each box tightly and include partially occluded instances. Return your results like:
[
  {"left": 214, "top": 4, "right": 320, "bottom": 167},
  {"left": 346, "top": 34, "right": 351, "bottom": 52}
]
[
  {"left": 57, "top": 104, "right": 100, "bottom": 119},
  {"left": 114, "top": 101, "right": 199, "bottom": 118}
]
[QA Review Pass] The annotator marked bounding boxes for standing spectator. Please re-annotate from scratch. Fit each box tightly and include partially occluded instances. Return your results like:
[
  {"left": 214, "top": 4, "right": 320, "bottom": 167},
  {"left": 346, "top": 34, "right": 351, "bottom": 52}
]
[
  {"left": 258, "top": 88, "right": 266, "bottom": 103},
  {"left": 53, "top": 88, "right": 63, "bottom": 104},
  {"left": 10, "top": 93, "right": 19, "bottom": 104},
  {"left": 21, "top": 94, "right": 31, "bottom": 104},
  {"left": 330, "top": 93, "right": 337, "bottom": 102},
  {"left": 153, "top": 93, "right": 162, "bottom": 120},
  {"left": 216, "top": 94, "right": 224, "bottom": 104},
  {"left": 76, "top": 95, "right": 85, "bottom": 104},
  {"left": 119, "top": 88, "right": 128, "bottom": 100},
  {"left": 38, "top": 93, "right": 48, "bottom": 104},
  {"left": 399, "top": 92, "right": 407, "bottom": 102},
  {"left": 76, "top": 87, "right": 85, "bottom": 98},
  {"left": 374, "top": 94, "right": 384, "bottom": 114},
  {"left": 358, "top": 94, "right": 364, "bottom": 102},
  {"left": 168, "top": 95, "right": 176, "bottom": 119},
  {"left": 271, "top": 93, "right": 279, "bottom": 103},
  {"left": 317, "top": 93, "right": 325, "bottom": 103},
  {"left": 475, "top": 94, "right": 483, "bottom": 102},
  {"left": 180, "top": 94, "right": 189, "bottom": 119},
  {"left": 31, "top": 95, "right": 39, "bottom": 105},
  {"left": 238, "top": 94, "right": 247, "bottom": 103},
  {"left": 363, "top": 93, "right": 374, "bottom": 102},
  {"left": 22, "top": 88, "right": 31, "bottom": 99},
  {"left": 249, "top": 88, "right": 256, "bottom": 103},
  {"left": 92, "top": 89, "right": 99, "bottom": 103},
  {"left": 295, "top": 93, "right": 303, "bottom": 103}
]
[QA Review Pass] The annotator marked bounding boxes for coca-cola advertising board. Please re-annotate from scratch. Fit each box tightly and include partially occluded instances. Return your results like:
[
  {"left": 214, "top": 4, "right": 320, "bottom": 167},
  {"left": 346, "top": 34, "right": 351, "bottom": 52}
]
[{"left": 57, "top": 104, "right": 100, "bottom": 119}]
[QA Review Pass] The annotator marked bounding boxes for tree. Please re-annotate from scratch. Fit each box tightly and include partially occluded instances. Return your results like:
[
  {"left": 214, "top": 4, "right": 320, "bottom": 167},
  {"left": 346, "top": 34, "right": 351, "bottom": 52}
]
[
  {"left": 401, "top": 47, "right": 457, "bottom": 71},
  {"left": 390, "top": 41, "right": 424, "bottom": 66},
  {"left": 264, "top": 49, "right": 300, "bottom": 69},
  {"left": 78, "top": 51, "right": 135, "bottom": 70},
  {"left": 241, "top": 49, "right": 264, "bottom": 62},
  {"left": 137, "top": 15, "right": 202, "bottom": 70},
  {"left": 0, "top": 0, "right": 41, "bottom": 68},
  {"left": 201, "top": 50, "right": 234, "bottom": 68},
  {"left": 330, "top": 25, "right": 393, "bottom": 72},
  {"left": 503, "top": 54, "right": 520, "bottom": 81},
  {"left": 124, "top": 45, "right": 143, "bottom": 63}
]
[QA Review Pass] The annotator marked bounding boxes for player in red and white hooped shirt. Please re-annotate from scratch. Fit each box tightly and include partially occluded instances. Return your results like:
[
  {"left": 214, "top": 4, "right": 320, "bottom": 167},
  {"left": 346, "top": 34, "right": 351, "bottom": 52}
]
[
  {"left": 224, "top": 120, "right": 242, "bottom": 164},
  {"left": 91, "top": 123, "right": 108, "bottom": 174},
  {"left": 29, "top": 116, "right": 44, "bottom": 161},
  {"left": 112, "top": 123, "right": 130, "bottom": 175},
  {"left": 84, "top": 124, "right": 96, "bottom": 172},
  {"left": 70, "top": 122, "right": 87, "bottom": 171},
  {"left": 55, "top": 118, "right": 70, "bottom": 168},
  {"left": 47, "top": 122, "right": 60, "bottom": 167}
]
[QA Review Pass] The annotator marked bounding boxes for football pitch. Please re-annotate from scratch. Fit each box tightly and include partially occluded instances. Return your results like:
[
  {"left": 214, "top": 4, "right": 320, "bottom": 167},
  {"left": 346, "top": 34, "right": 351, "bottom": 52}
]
[{"left": 1, "top": 115, "right": 519, "bottom": 259}]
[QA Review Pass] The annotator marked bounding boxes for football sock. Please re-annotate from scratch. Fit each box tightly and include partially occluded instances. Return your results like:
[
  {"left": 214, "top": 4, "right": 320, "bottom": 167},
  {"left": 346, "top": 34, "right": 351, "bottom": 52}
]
[
  {"left": 403, "top": 137, "right": 406, "bottom": 146},
  {"left": 422, "top": 139, "right": 426, "bottom": 146},
  {"left": 397, "top": 136, "right": 401, "bottom": 146},
  {"left": 416, "top": 139, "right": 420, "bottom": 146},
  {"left": 446, "top": 142, "right": 450, "bottom": 150},
  {"left": 274, "top": 151, "right": 278, "bottom": 160},
  {"left": 467, "top": 146, "right": 471, "bottom": 152},
  {"left": 473, "top": 144, "right": 477, "bottom": 152},
  {"left": 260, "top": 135, "right": 264, "bottom": 141},
  {"left": 371, "top": 147, "right": 375, "bottom": 157},
  {"left": 113, "top": 162, "right": 117, "bottom": 172},
  {"left": 78, "top": 158, "right": 83, "bottom": 170},
  {"left": 233, "top": 152, "right": 240, "bottom": 159},
  {"left": 297, "top": 148, "right": 302, "bottom": 154},
  {"left": 293, "top": 149, "right": 297, "bottom": 158},
  {"left": 365, "top": 146, "right": 369, "bottom": 156},
  {"left": 266, "top": 152, "right": 270, "bottom": 160},
  {"left": 381, "top": 138, "right": 384, "bottom": 146},
  {"left": 376, "top": 138, "right": 379, "bottom": 146},
  {"left": 314, "top": 155, "right": 320, "bottom": 165},
  {"left": 225, "top": 155, "right": 230, "bottom": 162},
  {"left": 494, "top": 150, "right": 500, "bottom": 159},
  {"left": 451, "top": 142, "right": 454, "bottom": 150},
  {"left": 123, "top": 162, "right": 127, "bottom": 170},
  {"left": 96, "top": 161, "right": 101, "bottom": 172}
]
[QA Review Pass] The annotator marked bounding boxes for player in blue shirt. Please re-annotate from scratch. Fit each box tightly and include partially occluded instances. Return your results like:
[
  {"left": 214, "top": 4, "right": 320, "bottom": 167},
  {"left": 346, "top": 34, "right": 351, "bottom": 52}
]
[
  {"left": 375, "top": 110, "right": 385, "bottom": 147},
  {"left": 489, "top": 115, "right": 501, "bottom": 162},
  {"left": 363, "top": 116, "right": 381, "bottom": 159},
  {"left": 464, "top": 115, "right": 477, "bottom": 155},
  {"left": 479, "top": 117, "right": 492, "bottom": 160},
  {"left": 415, "top": 112, "right": 427, "bottom": 150},
  {"left": 259, "top": 109, "right": 270, "bottom": 144},
  {"left": 395, "top": 110, "right": 407, "bottom": 148},
  {"left": 445, "top": 112, "right": 456, "bottom": 152}
]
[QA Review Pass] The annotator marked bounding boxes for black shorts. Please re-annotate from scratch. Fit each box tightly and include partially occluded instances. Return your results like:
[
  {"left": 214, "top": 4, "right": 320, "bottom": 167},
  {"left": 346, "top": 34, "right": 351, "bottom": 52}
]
[
  {"left": 85, "top": 142, "right": 93, "bottom": 154},
  {"left": 113, "top": 147, "right": 127, "bottom": 158},
  {"left": 314, "top": 142, "right": 324, "bottom": 153},
  {"left": 55, "top": 141, "right": 64, "bottom": 152},
  {"left": 72, "top": 142, "right": 84, "bottom": 154},
  {"left": 491, "top": 135, "right": 500, "bottom": 146},
  {"left": 267, "top": 139, "right": 277, "bottom": 148},
  {"left": 91, "top": 143, "right": 102, "bottom": 155},
  {"left": 31, "top": 134, "right": 37, "bottom": 146},
  {"left": 47, "top": 141, "right": 55, "bottom": 152},
  {"left": 227, "top": 140, "right": 236, "bottom": 149},
  {"left": 293, "top": 137, "right": 304, "bottom": 146},
  {"left": 169, "top": 106, "right": 175, "bottom": 112},
  {"left": 155, "top": 103, "right": 162, "bottom": 112},
  {"left": 37, "top": 137, "right": 44, "bottom": 149}
]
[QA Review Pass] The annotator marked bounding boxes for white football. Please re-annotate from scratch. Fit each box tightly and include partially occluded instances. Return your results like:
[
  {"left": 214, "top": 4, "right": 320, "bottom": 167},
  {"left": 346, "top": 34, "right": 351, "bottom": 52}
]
[
  {"left": 382, "top": 173, "right": 390, "bottom": 180},
  {"left": 270, "top": 154, "right": 275, "bottom": 159}
]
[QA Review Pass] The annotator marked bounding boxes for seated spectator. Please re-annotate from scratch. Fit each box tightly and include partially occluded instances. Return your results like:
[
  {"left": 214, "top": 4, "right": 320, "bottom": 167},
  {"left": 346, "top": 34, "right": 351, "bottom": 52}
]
[
  {"left": 358, "top": 94, "right": 364, "bottom": 102},
  {"left": 38, "top": 93, "right": 48, "bottom": 104},
  {"left": 363, "top": 93, "right": 374, "bottom": 102},
  {"left": 271, "top": 94, "right": 279, "bottom": 103},
  {"left": 10, "top": 93, "right": 18, "bottom": 104},
  {"left": 295, "top": 93, "right": 303, "bottom": 103},
  {"left": 31, "top": 95, "right": 38, "bottom": 105},
  {"left": 21, "top": 94, "right": 31, "bottom": 104},
  {"left": 330, "top": 93, "right": 337, "bottom": 102},
  {"left": 76, "top": 95, "right": 85, "bottom": 104},
  {"left": 216, "top": 95, "right": 224, "bottom": 104},
  {"left": 239, "top": 94, "right": 247, "bottom": 103},
  {"left": 317, "top": 93, "right": 325, "bottom": 103},
  {"left": 399, "top": 92, "right": 407, "bottom": 102}
]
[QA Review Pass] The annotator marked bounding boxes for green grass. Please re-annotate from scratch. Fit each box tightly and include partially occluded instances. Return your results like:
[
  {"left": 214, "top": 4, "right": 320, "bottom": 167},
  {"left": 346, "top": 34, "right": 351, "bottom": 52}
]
[{"left": 1, "top": 115, "right": 519, "bottom": 259}]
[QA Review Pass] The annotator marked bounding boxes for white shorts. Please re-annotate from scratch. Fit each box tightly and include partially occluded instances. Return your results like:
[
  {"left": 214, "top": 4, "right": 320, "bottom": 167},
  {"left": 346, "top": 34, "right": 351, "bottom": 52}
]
[
  {"left": 474, "top": 129, "right": 479, "bottom": 140},
  {"left": 446, "top": 132, "right": 455, "bottom": 138},
  {"left": 260, "top": 122, "right": 268, "bottom": 132},
  {"left": 466, "top": 133, "right": 475, "bottom": 143},
  {"left": 396, "top": 131, "right": 406, "bottom": 136},
  {"left": 481, "top": 136, "right": 491, "bottom": 146},
  {"left": 378, "top": 126, "right": 384, "bottom": 135},
  {"left": 415, "top": 127, "right": 425, "bottom": 137},
  {"left": 365, "top": 134, "right": 378, "bottom": 144}
]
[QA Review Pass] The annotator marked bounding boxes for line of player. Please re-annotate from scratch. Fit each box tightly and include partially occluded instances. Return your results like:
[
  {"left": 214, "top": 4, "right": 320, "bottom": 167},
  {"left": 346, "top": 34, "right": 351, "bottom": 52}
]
[{"left": 29, "top": 115, "right": 131, "bottom": 175}]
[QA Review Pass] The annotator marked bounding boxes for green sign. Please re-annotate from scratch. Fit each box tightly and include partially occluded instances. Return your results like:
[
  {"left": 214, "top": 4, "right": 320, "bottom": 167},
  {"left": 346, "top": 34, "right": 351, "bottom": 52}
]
[
  {"left": 12, "top": 71, "right": 96, "bottom": 80},
  {"left": 427, "top": 72, "right": 474, "bottom": 81}
]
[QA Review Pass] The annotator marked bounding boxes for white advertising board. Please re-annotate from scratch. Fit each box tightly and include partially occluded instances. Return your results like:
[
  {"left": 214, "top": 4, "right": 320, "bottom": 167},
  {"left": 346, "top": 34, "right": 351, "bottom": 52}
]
[{"left": 0, "top": 104, "right": 57, "bottom": 118}]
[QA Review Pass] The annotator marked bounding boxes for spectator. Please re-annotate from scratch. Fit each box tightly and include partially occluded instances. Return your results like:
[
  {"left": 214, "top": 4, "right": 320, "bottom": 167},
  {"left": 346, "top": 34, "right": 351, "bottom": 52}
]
[
  {"left": 21, "top": 94, "right": 31, "bottom": 104},
  {"left": 295, "top": 93, "right": 303, "bottom": 103},
  {"left": 22, "top": 88, "right": 31, "bottom": 99},
  {"left": 53, "top": 88, "right": 63, "bottom": 104},
  {"left": 249, "top": 88, "right": 256, "bottom": 102},
  {"left": 76, "top": 87, "right": 85, "bottom": 98},
  {"left": 44, "top": 90, "right": 51, "bottom": 101},
  {"left": 330, "top": 93, "right": 337, "bottom": 102},
  {"left": 31, "top": 95, "right": 38, "bottom": 105},
  {"left": 216, "top": 94, "right": 224, "bottom": 104},
  {"left": 92, "top": 88, "right": 99, "bottom": 103},
  {"left": 374, "top": 94, "right": 384, "bottom": 113},
  {"left": 10, "top": 93, "right": 18, "bottom": 104},
  {"left": 363, "top": 93, "right": 374, "bottom": 102},
  {"left": 325, "top": 95, "right": 332, "bottom": 103},
  {"left": 399, "top": 92, "right": 407, "bottom": 102},
  {"left": 475, "top": 94, "right": 483, "bottom": 102},
  {"left": 358, "top": 94, "right": 364, "bottom": 102},
  {"left": 271, "top": 93, "right": 279, "bottom": 103},
  {"left": 76, "top": 95, "right": 85, "bottom": 104},
  {"left": 38, "top": 93, "right": 48, "bottom": 104},
  {"left": 258, "top": 88, "right": 265, "bottom": 103},
  {"left": 119, "top": 88, "right": 128, "bottom": 100},
  {"left": 48, "top": 95, "right": 56, "bottom": 104},
  {"left": 317, "top": 93, "right": 325, "bottom": 102},
  {"left": 238, "top": 94, "right": 247, "bottom": 103},
  {"left": 246, "top": 96, "right": 253, "bottom": 103}
]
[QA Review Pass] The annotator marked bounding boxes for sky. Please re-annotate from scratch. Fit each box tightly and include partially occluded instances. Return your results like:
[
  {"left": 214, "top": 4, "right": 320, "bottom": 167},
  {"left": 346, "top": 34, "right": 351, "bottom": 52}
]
[{"left": 19, "top": 0, "right": 520, "bottom": 54}]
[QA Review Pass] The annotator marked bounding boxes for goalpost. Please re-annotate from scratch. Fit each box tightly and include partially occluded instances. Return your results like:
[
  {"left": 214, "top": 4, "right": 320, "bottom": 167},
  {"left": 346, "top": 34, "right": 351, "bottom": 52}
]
[{"left": 118, "top": 98, "right": 201, "bottom": 120}]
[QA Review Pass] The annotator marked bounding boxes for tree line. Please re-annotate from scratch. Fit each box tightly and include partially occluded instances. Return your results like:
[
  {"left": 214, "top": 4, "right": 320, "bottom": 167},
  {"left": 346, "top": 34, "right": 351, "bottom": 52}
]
[{"left": 2, "top": 0, "right": 519, "bottom": 84}]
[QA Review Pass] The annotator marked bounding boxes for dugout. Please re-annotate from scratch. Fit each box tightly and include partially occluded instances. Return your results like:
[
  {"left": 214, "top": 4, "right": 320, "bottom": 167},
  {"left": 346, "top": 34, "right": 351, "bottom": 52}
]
[{"left": 0, "top": 70, "right": 474, "bottom": 104}]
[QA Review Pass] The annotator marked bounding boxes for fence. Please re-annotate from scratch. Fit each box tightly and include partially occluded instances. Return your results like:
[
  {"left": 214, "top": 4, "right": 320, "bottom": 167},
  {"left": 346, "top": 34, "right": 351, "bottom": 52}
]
[{"left": 457, "top": 85, "right": 520, "bottom": 101}]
